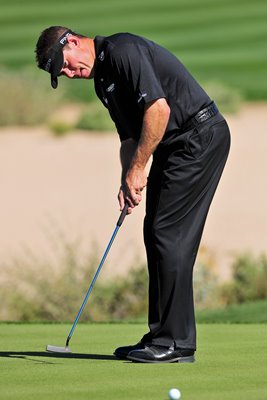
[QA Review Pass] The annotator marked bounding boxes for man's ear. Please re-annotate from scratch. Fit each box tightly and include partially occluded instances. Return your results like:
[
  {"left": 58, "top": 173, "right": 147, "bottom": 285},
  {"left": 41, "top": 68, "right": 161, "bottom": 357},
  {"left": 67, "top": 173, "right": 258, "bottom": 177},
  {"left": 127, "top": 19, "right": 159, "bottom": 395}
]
[{"left": 66, "top": 35, "right": 80, "bottom": 48}]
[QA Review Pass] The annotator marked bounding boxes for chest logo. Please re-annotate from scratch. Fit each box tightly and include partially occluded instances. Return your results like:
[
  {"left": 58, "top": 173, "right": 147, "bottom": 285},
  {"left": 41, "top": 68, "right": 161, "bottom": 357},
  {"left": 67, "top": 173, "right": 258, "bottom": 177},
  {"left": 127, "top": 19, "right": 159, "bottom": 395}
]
[
  {"left": 98, "top": 51, "right": 105, "bottom": 61},
  {"left": 106, "top": 83, "right": 115, "bottom": 92}
]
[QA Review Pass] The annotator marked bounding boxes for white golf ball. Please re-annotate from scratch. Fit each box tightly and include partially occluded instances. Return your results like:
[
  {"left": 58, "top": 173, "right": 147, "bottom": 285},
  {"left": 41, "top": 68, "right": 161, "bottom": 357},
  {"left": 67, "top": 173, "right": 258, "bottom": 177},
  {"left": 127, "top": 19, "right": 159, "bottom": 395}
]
[{"left": 168, "top": 388, "right": 181, "bottom": 400}]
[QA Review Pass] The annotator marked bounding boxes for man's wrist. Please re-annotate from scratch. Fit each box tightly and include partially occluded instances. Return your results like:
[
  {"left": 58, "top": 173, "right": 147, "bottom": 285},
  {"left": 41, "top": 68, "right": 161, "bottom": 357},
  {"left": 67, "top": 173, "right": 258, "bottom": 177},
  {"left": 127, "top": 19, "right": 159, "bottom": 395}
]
[{"left": 129, "top": 158, "right": 146, "bottom": 172}]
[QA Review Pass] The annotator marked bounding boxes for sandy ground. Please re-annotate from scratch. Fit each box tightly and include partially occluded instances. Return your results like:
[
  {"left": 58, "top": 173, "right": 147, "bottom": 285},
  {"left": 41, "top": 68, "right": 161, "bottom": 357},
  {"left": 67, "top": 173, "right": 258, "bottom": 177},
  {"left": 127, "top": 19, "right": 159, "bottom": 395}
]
[{"left": 0, "top": 103, "right": 266, "bottom": 280}]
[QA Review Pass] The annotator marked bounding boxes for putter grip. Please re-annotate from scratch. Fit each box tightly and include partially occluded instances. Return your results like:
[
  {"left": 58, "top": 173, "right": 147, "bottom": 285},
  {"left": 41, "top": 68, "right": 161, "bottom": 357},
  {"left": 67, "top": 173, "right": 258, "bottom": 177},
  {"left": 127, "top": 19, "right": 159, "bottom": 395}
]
[{"left": 117, "top": 204, "right": 129, "bottom": 226}]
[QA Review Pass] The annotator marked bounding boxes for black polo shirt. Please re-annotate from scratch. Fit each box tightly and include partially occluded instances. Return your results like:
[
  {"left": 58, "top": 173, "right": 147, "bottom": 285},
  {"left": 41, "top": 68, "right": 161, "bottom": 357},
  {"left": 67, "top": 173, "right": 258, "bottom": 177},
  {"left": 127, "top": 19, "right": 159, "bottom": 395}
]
[{"left": 93, "top": 33, "right": 211, "bottom": 145}]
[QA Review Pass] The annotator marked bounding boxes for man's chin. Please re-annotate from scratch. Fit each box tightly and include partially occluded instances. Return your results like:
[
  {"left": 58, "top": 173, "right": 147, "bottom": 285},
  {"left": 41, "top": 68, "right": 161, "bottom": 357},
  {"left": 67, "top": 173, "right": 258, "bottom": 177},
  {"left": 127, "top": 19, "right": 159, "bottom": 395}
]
[{"left": 81, "top": 69, "right": 90, "bottom": 79}]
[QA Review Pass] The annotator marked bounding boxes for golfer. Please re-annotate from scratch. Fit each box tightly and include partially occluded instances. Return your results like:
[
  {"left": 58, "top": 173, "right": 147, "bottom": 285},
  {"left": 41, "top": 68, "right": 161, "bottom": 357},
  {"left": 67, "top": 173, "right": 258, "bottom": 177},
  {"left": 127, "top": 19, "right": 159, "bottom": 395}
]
[{"left": 35, "top": 27, "right": 230, "bottom": 363}]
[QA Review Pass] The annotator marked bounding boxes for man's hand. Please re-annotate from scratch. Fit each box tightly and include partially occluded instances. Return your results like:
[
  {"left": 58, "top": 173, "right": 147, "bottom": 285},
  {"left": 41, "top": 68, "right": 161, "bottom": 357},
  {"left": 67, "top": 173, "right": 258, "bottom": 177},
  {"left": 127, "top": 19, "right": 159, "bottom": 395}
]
[
  {"left": 118, "top": 99, "right": 170, "bottom": 214},
  {"left": 118, "top": 167, "right": 147, "bottom": 214},
  {"left": 125, "top": 166, "right": 147, "bottom": 207}
]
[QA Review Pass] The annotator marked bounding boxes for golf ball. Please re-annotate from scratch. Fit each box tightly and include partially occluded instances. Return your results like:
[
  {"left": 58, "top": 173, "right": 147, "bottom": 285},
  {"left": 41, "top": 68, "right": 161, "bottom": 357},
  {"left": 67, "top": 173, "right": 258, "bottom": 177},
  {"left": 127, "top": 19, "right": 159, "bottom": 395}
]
[{"left": 168, "top": 388, "right": 181, "bottom": 400}]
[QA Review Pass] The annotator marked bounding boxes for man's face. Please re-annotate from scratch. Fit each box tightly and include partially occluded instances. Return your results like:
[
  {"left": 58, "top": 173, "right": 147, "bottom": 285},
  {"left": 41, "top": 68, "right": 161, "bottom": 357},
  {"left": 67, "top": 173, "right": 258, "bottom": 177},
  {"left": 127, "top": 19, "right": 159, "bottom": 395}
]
[{"left": 60, "top": 36, "right": 94, "bottom": 80}]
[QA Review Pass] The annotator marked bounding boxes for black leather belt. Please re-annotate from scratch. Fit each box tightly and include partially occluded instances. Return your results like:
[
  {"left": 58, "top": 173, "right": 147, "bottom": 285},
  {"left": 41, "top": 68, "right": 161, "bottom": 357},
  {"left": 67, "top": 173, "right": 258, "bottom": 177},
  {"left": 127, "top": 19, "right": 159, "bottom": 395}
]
[{"left": 182, "top": 102, "right": 219, "bottom": 131}]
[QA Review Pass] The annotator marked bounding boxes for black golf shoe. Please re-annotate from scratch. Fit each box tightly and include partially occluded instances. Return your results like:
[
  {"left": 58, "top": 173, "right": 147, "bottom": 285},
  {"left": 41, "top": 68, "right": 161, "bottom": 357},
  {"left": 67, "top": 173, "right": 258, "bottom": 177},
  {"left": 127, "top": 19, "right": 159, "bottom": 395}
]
[
  {"left": 114, "top": 342, "right": 146, "bottom": 360},
  {"left": 127, "top": 344, "right": 195, "bottom": 363}
]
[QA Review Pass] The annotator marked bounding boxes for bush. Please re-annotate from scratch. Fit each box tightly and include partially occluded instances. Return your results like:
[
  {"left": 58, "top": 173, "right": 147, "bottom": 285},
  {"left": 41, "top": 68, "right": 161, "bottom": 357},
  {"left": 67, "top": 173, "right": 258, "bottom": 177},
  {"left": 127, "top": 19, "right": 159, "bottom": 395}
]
[
  {"left": 0, "top": 241, "right": 99, "bottom": 321},
  {"left": 5, "top": 243, "right": 266, "bottom": 321},
  {"left": 0, "top": 239, "right": 221, "bottom": 321},
  {"left": 203, "top": 80, "right": 243, "bottom": 114},
  {"left": 90, "top": 267, "right": 148, "bottom": 321},
  {"left": 0, "top": 67, "right": 64, "bottom": 126},
  {"left": 60, "top": 77, "right": 97, "bottom": 103},
  {"left": 219, "top": 253, "right": 267, "bottom": 305},
  {"left": 0, "top": 236, "right": 148, "bottom": 322},
  {"left": 193, "top": 246, "right": 219, "bottom": 309},
  {"left": 49, "top": 121, "right": 73, "bottom": 137},
  {"left": 75, "top": 102, "right": 116, "bottom": 132}
]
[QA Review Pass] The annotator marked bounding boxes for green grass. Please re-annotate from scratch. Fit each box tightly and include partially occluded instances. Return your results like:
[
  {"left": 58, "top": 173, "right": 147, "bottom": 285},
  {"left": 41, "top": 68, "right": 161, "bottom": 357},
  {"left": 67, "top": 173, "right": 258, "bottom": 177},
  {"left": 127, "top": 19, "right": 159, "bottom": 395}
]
[
  {"left": 0, "top": 0, "right": 267, "bottom": 100},
  {"left": 0, "top": 322, "right": 267, "bottom": 400}
]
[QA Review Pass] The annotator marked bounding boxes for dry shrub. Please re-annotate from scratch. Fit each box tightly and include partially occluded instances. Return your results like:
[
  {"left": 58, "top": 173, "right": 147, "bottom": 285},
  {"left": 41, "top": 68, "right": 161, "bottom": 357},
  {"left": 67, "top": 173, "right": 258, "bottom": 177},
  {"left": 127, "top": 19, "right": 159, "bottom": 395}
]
[
  {"left": 0, "top": 239, "right": 222, "bottom": 321},
  {"left": 0, "top": 68, "right": 63, "bottom": 126}
]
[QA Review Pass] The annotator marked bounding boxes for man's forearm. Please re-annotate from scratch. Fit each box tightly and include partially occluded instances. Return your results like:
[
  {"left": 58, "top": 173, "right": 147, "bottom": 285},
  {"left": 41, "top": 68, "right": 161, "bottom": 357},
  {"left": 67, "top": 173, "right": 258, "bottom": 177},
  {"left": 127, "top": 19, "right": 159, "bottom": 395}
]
[
  {"left": 130, "top": 98, "right": 170, "bottom": 170},
  {"left": 119, "top": 98, "right": 170, "bottom": 209}
]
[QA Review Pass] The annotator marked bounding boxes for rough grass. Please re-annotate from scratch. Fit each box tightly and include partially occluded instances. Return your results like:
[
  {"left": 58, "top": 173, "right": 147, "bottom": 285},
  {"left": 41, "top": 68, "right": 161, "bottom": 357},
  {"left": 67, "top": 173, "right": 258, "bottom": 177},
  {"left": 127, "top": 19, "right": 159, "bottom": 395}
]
[
  {"left": 196, "top": 299, "right": 267, "bottom": 323},
  {"left": 0, "top": 323, "right": 267, "bottom": 400}
]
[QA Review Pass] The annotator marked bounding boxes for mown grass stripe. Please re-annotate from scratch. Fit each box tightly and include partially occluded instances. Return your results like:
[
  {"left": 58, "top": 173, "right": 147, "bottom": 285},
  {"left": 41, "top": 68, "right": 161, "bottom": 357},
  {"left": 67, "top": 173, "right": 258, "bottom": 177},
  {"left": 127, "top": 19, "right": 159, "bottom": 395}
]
[
  {"left": 2, "top": 0, "right": 266, "bottom": 13},
  {"left": 1, "top": 22, "right": 265, "bottom": 56},
  {"left": 2, "top": 16, "right": 266, "bottom": 50},
  {"left": 0, "top": 0, "right": 266, "bottom": 99},
  {"left": 2, "top": 9, "right": 266, "bottom": 42},
  {"left": 1, "top": 0, "right": 266, "bottom": 25}
]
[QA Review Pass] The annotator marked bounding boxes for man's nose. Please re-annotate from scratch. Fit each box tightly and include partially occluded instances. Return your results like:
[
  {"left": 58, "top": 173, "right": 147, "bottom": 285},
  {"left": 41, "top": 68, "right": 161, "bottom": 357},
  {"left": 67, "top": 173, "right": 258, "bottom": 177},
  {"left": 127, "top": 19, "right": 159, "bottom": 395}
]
[{"left": 61, "top": 67, "right": 75, "bottom": 78}]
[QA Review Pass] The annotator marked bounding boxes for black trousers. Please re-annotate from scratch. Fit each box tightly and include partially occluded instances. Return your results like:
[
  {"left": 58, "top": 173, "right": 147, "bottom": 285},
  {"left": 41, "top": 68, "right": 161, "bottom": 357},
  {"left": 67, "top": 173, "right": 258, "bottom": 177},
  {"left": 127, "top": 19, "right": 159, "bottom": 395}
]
[{"left": 142, "top": 113, "right": 230, "bottom": 350}]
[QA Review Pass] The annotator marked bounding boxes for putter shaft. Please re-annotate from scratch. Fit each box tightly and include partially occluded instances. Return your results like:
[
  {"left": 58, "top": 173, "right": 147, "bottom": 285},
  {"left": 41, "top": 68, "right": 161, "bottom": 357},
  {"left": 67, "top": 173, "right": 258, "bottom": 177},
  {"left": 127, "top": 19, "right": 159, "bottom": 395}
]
[{"left": 65, "top": 204, "right": 128, "bottom": 347}]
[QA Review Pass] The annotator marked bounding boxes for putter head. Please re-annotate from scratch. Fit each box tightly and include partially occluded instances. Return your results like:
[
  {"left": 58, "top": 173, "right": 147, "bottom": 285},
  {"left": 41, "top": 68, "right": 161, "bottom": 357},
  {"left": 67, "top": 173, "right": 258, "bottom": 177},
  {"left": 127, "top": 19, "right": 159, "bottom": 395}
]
[{"left": 46, "top": 344, "right": 72, "bottom": 354}]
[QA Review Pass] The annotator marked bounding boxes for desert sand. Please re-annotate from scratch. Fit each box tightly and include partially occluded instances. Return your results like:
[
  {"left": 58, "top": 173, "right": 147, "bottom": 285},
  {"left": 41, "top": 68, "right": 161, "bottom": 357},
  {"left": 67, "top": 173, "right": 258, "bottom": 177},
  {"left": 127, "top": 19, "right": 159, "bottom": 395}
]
[{"left": 0, "top": 103, "right": 266, "bottom": 280}]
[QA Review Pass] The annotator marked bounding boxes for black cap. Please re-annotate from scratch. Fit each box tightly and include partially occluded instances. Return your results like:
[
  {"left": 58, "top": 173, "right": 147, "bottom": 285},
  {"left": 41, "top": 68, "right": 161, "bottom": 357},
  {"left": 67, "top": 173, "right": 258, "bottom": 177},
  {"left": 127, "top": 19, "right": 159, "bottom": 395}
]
[{"left": 41, "top": 29, "right": 74, "bottom": 89}]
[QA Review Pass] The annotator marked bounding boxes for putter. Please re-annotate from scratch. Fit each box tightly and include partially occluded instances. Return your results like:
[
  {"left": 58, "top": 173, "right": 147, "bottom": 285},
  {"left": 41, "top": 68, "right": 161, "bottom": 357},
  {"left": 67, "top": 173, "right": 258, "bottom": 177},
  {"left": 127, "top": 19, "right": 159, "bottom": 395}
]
[{"left": 46, "top": 204, "right": 128, "bottom": 354}]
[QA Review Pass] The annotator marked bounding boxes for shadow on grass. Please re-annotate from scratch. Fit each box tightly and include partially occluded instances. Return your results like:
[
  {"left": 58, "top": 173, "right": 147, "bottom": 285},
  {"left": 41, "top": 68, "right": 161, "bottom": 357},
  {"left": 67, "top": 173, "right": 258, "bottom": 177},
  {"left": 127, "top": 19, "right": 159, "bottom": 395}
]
[{"left": 0, "top": 351, "right": 118, "bottom": 363}]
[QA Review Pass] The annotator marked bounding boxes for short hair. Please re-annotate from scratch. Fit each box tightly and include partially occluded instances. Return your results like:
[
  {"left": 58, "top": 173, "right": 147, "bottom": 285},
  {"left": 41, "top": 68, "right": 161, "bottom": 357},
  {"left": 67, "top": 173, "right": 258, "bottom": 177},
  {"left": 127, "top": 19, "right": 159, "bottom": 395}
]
[{"left": 35, "top": 26, "right": 85, "bottom": 70}]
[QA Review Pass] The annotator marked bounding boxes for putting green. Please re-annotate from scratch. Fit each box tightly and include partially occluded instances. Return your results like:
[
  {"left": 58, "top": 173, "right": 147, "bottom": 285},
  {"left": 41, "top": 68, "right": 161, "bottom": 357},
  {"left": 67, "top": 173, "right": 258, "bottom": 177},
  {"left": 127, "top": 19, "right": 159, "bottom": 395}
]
[{"left": 0, "top": 323, "right": 267, "bottom": 400}]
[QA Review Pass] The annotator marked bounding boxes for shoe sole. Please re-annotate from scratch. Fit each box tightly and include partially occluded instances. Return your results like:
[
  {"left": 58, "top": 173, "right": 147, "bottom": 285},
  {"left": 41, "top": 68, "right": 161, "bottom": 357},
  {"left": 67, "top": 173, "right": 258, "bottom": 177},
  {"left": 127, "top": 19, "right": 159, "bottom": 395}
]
[{"left": 127, "top": 355, "right": 195, "bottom": 363}]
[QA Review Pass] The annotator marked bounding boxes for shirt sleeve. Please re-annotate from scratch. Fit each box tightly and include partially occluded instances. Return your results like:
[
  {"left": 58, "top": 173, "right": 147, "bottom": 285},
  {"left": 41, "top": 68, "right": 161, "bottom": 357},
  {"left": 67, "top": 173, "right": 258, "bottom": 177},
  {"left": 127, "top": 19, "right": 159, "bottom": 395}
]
[{"left": 111, "top": 42, "right": 166, "bottom": 108}]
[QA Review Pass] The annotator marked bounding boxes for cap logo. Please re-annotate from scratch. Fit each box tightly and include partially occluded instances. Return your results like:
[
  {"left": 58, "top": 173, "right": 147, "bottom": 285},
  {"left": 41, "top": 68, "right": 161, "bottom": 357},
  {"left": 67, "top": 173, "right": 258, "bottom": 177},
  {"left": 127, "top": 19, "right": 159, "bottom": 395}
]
[
  {"left": 59, "top": 32, "right": 72, "bottom": 46},
  {"left": 44, "top": 57, "right": 52, "bottom": 72}
]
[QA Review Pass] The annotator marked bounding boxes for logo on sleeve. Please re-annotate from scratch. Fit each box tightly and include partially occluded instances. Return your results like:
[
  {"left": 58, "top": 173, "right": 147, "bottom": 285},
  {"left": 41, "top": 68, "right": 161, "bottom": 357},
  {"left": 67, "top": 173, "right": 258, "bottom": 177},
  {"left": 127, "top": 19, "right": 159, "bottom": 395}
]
[{"left": 137, "top": 91, "right": 147, "bottom": 103}]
